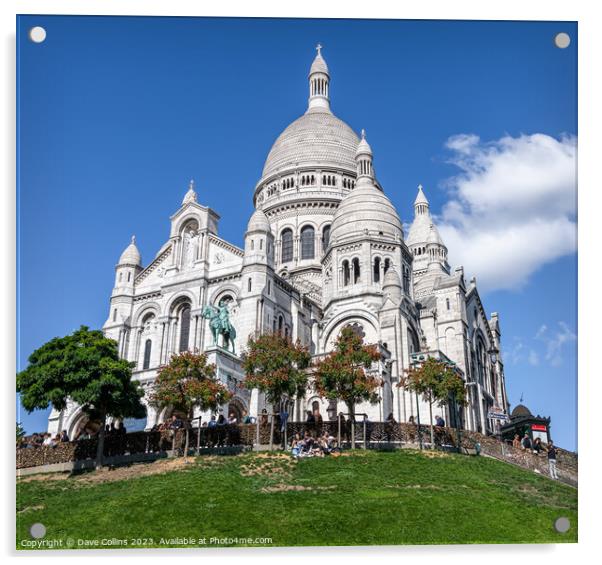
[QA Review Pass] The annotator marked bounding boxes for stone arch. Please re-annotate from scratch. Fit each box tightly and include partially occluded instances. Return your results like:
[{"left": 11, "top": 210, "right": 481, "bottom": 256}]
[
  {"left": 133, "top": 302, "right": 161, "bottom": 327},
  {"left": 164, "top": 290, "right": 196, "bottom": 315},
  {"left": 208, "top": 284, "right": 239, "bottom": 307},
  {"left": 322, "top": 312, "right": 379, "bottom": 352}
]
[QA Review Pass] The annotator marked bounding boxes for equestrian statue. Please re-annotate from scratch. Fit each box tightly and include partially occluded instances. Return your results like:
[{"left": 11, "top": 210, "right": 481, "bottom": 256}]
[{"left": 201, "top": 300, "right": 237, "bottom": 354}]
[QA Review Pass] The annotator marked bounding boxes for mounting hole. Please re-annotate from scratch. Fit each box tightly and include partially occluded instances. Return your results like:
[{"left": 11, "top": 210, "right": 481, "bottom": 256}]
[
  {"left": 29, "top": 26, "right": 47, "bottom": 44},
  {"left": 29, "top": 522, "right": 46, "bottom": 539},
  {"left": 554, "top": 32, "right": 571, "bottom": 49},
  {"left": 554, "top": 517, "right": 570, "bottom": 533}
]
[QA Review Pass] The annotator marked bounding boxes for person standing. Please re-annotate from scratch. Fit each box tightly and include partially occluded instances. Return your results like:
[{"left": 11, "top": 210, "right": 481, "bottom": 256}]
[
  {"left": 521, "top": 432, "right": 532, "bottom": 451},
  {"left": 547, "top": 440, "right": 559, "bottom": 480}
]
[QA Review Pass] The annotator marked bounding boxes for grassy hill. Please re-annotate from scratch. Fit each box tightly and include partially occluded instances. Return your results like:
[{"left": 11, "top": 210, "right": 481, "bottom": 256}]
[{"left": 17, "top": 449, "right": 577, "bottom": 548}]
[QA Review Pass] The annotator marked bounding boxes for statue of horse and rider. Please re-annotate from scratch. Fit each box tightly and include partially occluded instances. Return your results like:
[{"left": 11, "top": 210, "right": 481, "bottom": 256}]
[{"left": 201, "top": 300, "right": 237, "bottom": 354}]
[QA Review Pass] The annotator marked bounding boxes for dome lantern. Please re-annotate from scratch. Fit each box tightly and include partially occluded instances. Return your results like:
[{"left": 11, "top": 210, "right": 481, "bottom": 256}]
[
  {"left": 307, "top": 43, "right": 331, "bottom": 114},
  {"left": 356, "top": 129, "right": 374, "bottom": 183}
]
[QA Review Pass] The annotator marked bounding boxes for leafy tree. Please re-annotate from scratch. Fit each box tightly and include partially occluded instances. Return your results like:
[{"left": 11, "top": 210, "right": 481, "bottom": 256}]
[
  {"left": 242, "top": 333, "right": 311, "bottom": 449},
  {"left": 150, "top": 351, "right": 232, "bottom": 457},
  {"left": 313, "top": 327, "right": 381, "bottom": 448},
  {"left": 402, "top": 357, "right": 463, "bottom": 448},
  {"left": 16, "top": 422, "right": 25, "bottom": 445},
  {"left": 17, "top": 326, "right": 146, "bottom": 468}
]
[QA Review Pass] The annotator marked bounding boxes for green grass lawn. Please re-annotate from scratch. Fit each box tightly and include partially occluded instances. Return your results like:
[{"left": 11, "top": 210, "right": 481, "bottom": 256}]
[{"left": 16, "top": 449, "right": 577, "bottom": 549}]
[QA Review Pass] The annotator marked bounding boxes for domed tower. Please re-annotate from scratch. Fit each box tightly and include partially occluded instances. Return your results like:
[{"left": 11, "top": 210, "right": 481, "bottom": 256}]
[
  {"left": 406, "top": 185, "right": 449, "bottom": 276},
  {"left": 104, "top": 236, "right": 143, "bottom": 346},
  {"left": 252, "top": 45, "right": 369, "bottom": 298},
  {"left": 321, "top": 131, "right": 413, "bottom": 343}
]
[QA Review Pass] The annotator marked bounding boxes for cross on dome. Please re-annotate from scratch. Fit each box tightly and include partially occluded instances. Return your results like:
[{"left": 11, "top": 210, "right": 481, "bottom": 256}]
[{"left": 316, "top": 43, "right": 322, "bottom": 55}]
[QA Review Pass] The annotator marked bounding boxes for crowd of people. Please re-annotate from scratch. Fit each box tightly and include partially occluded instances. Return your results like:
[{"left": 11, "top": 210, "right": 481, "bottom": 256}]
[
  {"left": 511, "top": 433, "right": 559, "bottom": 479},
  {"left": 290, "top": 430, "right": 341, "bottom": 458}
]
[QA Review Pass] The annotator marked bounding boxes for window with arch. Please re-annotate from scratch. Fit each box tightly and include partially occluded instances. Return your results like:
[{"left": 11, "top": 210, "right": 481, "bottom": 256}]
[
  {"left": 143, "top": 339, "right": 152, "bottom": 370},
  {"left": 119, "top": 272, "right": 123, "bottom": 282},
  {"left": 278, "top": 315, "right": 284, "bottom": 335},
  {"left": 384, "top": 258, "right": 391, "bottom": 274},
  {"left": 281, "top": 229, "right": 293, "bottom": 263},
  {"left": 248, "top": 277, "right": 252, "bottom": 292},
  {"left": 373, "top": 257, "right": 381, "bottom": 283},
  {"left": 342, "top": 260, "right": 350, "bottom": 286},
  {"left": 352, "top": 258, "right": 361, "bottom": 284},
  {"left": 446, "top": 298, "right": 450, "bottom": 310},
  {"left": 178, "top": 304, "right": 191, "bottom": 352},
  {"left": 128, "top": 272, "right": 131, "bottom": 282},
  {"left": 300, "top": 225, "right": 315, "bottom": 260},
  {"left": 322, "top": 225, "right": 331, "bottom": 251}
]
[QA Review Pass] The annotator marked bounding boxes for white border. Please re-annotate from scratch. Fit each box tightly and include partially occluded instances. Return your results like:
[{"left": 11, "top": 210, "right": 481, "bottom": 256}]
[{"left": 3, "top": 1, "right": 599, "bottom": 563}]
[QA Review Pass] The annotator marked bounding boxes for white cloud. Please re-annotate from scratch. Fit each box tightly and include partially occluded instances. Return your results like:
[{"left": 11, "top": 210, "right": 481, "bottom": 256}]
[
  {"left": 535, "top": 322, "right": 577, "bottom": 367},
  {"left": 528, "top": 349, "right": 540, "bottom": 366},
  {"left": 437, "top": 133, "right": 577, "bottom": 292}
]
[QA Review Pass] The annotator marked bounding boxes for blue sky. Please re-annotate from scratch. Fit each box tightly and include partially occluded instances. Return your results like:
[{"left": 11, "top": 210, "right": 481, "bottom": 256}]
[{"left": 17, "top": 16, "right": 577, "bottom": 450}]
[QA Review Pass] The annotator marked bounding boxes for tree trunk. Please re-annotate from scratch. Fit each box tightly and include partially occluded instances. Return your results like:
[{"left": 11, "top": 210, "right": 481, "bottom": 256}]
[
  {"left": 347, "top": 402, "right": 355, "bottom": 449},
  {"left": 429, "top": 399, "right": 434, "bottom": 449},
  {"left": 95, "top": 414, "right": 107, "bottom": 470}
]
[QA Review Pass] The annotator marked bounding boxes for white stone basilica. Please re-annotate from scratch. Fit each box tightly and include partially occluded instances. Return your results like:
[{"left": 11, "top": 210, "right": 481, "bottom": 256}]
[{"left": 48, "top": 46, "right": 509, "bottom": 437}]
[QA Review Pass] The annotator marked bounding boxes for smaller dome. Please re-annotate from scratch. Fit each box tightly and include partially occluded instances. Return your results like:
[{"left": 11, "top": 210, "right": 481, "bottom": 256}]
[
  {"left": 511, "top": 404, "right": 532, "bottom": 418},
  {"left": 356, "top": 129, "right": 372, "bottom": 157},
  {"left": 383, "top": 267, "right": 402, "bottom": 289},
  {"left": 247, "top": 208, "right": 271, "bottom": 233},
  {"left": 330, "top": 182, "right": 402, "bottom": 243},
  {"left": 119, "top": 236, "right": 141, "bottom": 266},
  {"left": 427, "top": 223, "right": 444, "bottom": 246}
]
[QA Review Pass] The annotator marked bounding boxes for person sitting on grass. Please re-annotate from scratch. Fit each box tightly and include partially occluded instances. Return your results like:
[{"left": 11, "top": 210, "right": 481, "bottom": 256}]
[
  {"left": 533, "top": 437, "right": 543, "bottom": 455},
  {"left": 290, "top": 433, "right": 302, "bottom": 458},
  {"left": 512, "top": 434, "right": 521, "bottom": 449}
]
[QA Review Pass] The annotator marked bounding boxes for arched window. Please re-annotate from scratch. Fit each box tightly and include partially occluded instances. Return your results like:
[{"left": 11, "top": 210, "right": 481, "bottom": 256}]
[
  {"left": 322, "top": 225, "right": 331, "bottom": 251},
  {"left": 113, "top": 308, "right": 117, "bottom": 322},
  {"left": 119, "top": 272, "right": 123, "bottom": 282},
  {"left": 373, "top": 257, "right": 381, "bottom": 283},
  {"left": 300, "top": 225, "right": 315, "bottom": 260},
  {"left": 342, "top": 260, "right": 350, "bottom": 286},
  {"left": 143, "top": 339, "right": 152, "bottom": 370},
  {"left": 127, "top": 272, "right": 131, "bottom": 282},
  {"left": 178, "top": 305, "right": 191, "bottom": 352},
  {"left": 248, "top": 277, "right": 252, "bottom": 292},
  {"left": 278, "top": 315, "right": 284, "bottom": 335},
  {"left": 446, "top": 298, "right": 450, "bottom": 310},
  {"left": 353, "top": 258, "right": 361, "bottom": 284},
  {"left": 384, "top": 258, "right": 391, "bottom": 274},
  {"left": 281, "top": 229, "right": 293, "bottom": 263}
]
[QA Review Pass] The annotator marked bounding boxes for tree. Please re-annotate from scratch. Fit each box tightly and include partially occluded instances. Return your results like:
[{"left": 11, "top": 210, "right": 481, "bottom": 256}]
[
  {"left": 17, "top": 326, "right": 146, "bottom": 468},
  {"left": 16, "top": 422, "right": 25, "bottom": 445},
  {"left": 313, "top": 327, "right": 381, "bottom": 448},
  {"left": 150, "top": 351, "right": 232, "bottom": 457},
  {"left": 402, "top": 357, "right": 461, "bottom": 448},
  {"left": 242, "top": 333, "right": 311, "bottom": 450}
]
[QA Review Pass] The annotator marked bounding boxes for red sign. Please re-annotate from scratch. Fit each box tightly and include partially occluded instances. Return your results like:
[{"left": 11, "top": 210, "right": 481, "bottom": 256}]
[{"left": 531, "top": 424, "right": 547, "bottom": 431}]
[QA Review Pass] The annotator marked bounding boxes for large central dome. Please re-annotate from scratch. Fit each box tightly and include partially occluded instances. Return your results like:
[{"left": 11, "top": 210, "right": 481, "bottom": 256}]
[{"left": 261, "top": 111, "right": 360, "bottom": 179}]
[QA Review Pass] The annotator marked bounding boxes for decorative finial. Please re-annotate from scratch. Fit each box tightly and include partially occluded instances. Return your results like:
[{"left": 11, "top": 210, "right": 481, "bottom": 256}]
[
  {"left": 361, "top": 128, "right": 366, "bottom": 139},
  {"left": 316, "top": 43, "right": 322, "bottom": 55},
  {"left": 189, "top": 179, "right": 195, "bottom": 190},
  {"left": 131, "top": 235, "right": 136, "bottom": 244},
  {"left": 418, "top": 184, "right": 423, "bottom": 191}
]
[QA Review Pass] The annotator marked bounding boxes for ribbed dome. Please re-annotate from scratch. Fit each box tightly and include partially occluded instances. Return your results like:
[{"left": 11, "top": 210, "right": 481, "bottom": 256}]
[
  {"left": 119, "top": 236, "right": 141, "bottom": 266},
  {"left": 247, "top": 208, "right": 271, "bottom": 233},
  {"left": 330, "top": 183, "right": 403, "bottom": 243},
  {"left": 261, "top": 112, "right": 359, "bottom": 179},
  {"left": 406, "top": 214, "right": 431, "bottom": 247},
  {"left": 511, "top": 404, "right": 532, "bottom": 418}
]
